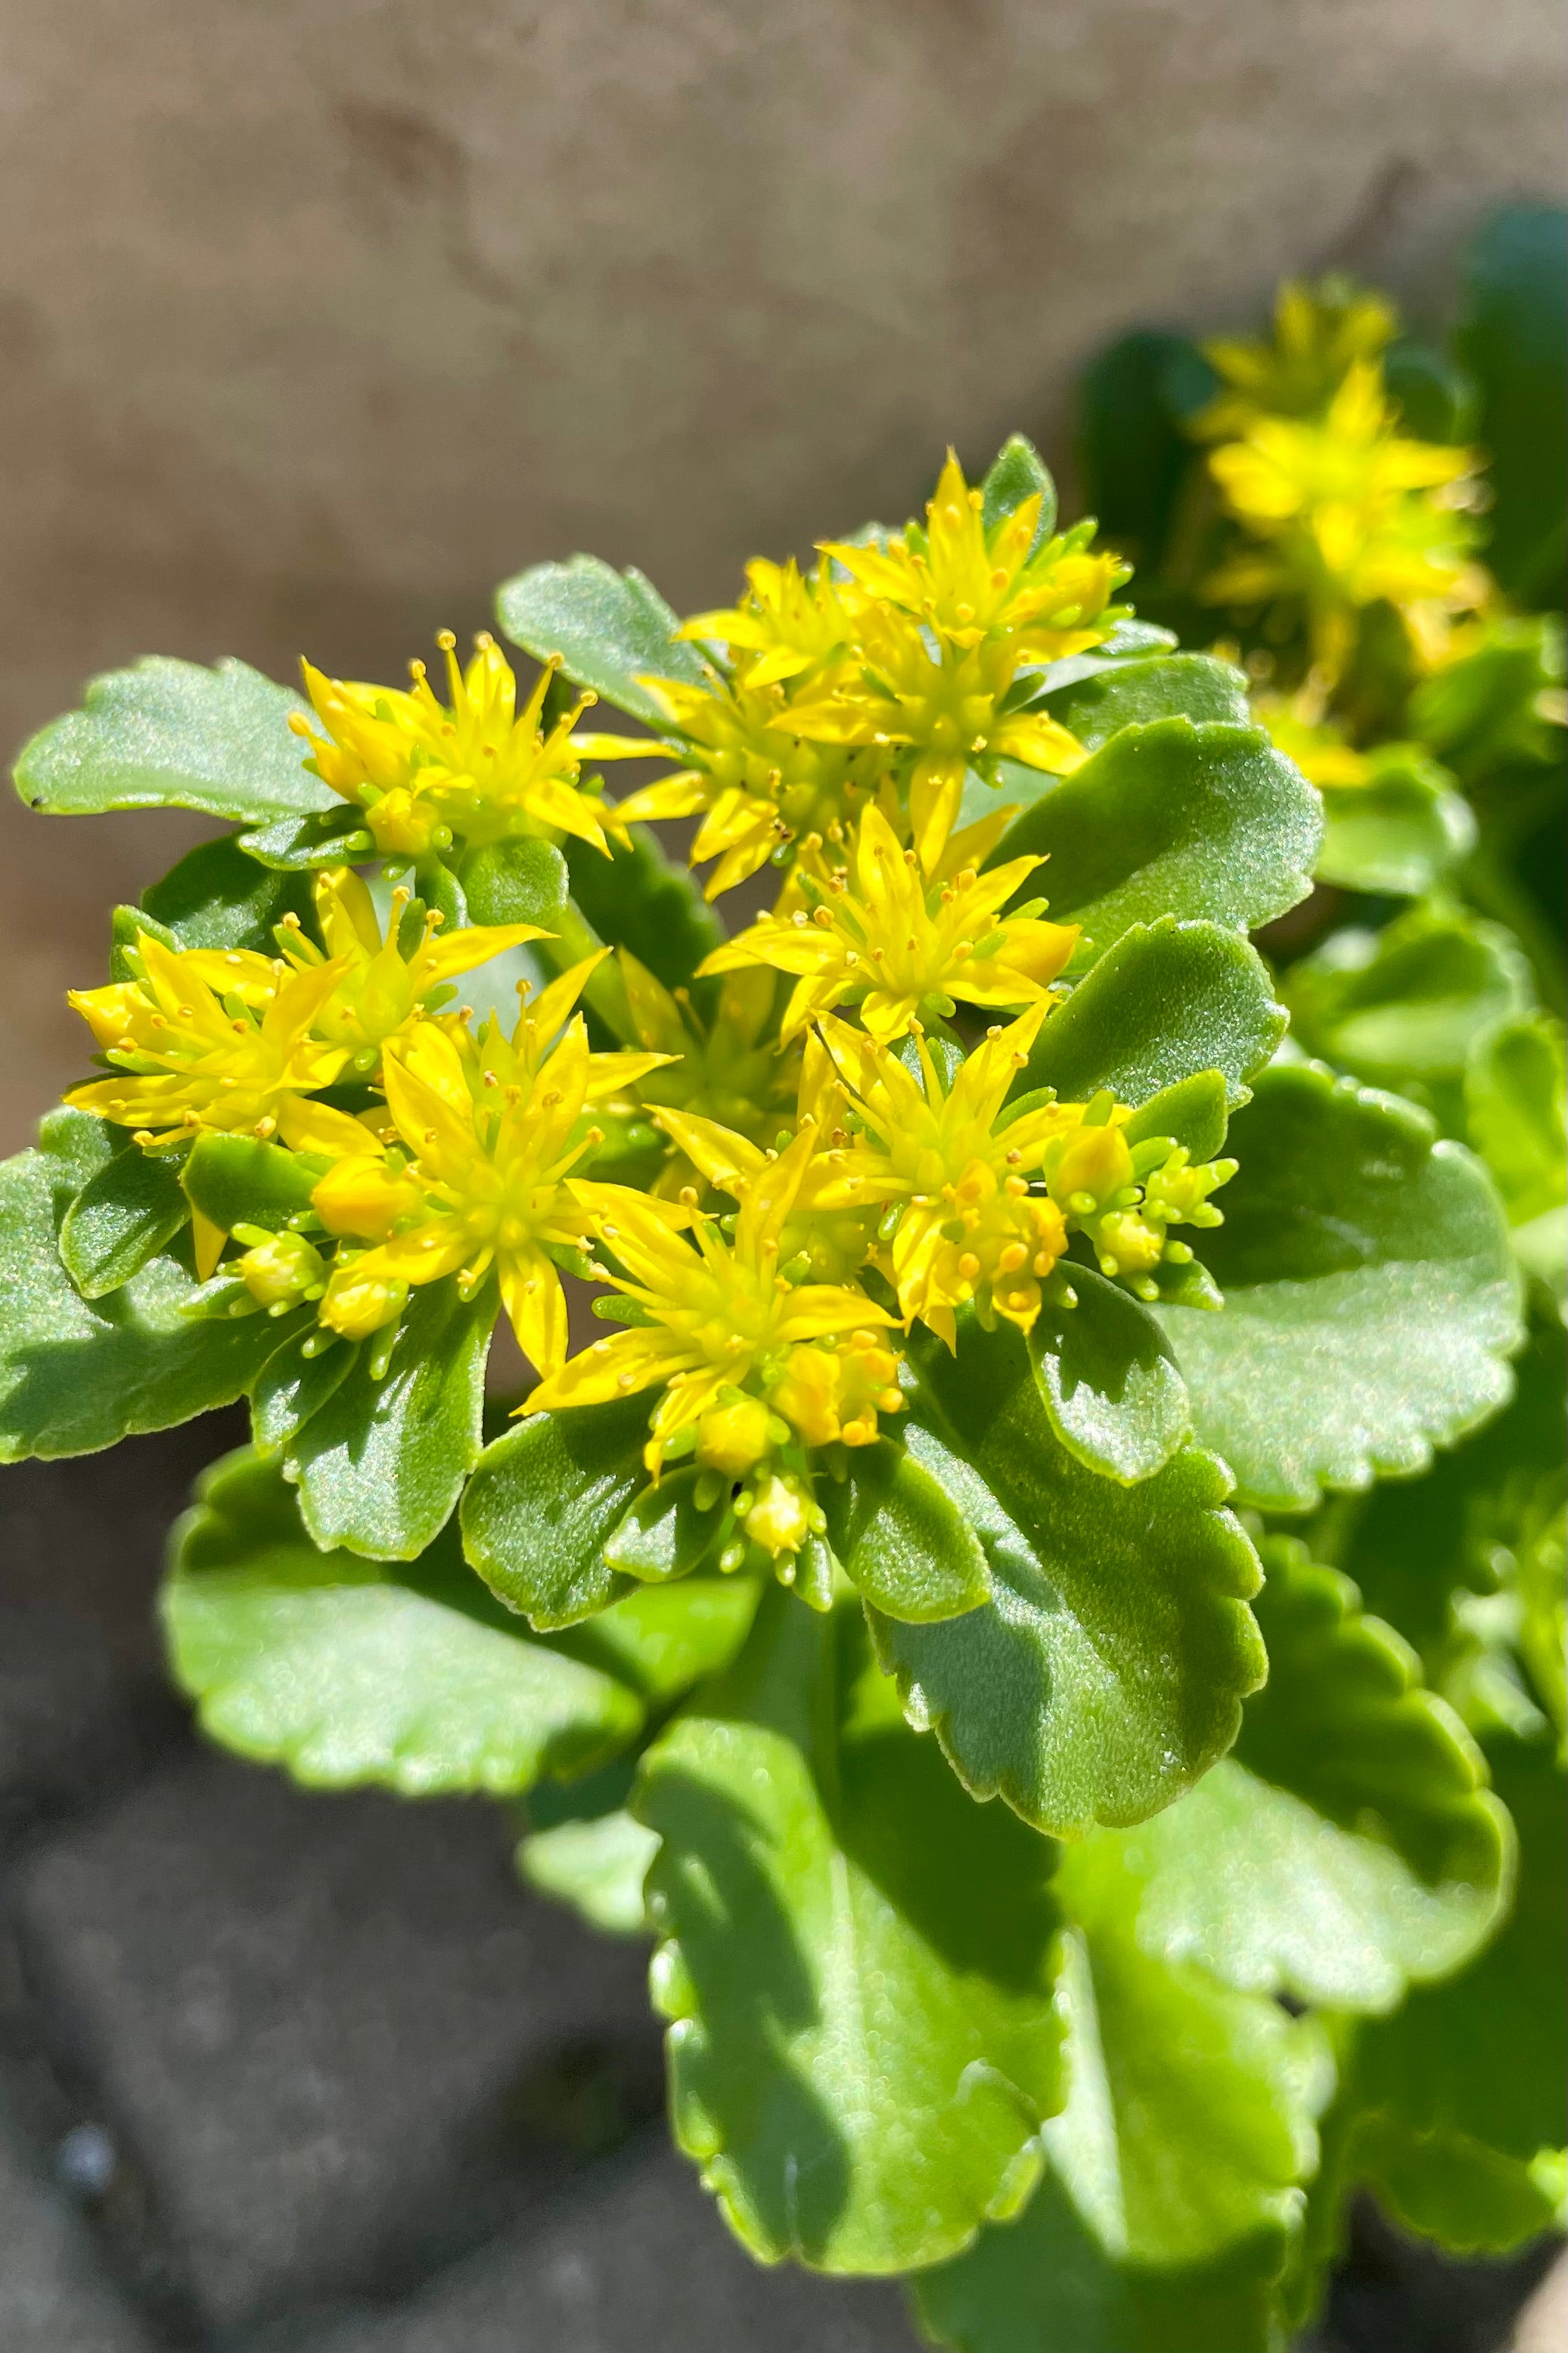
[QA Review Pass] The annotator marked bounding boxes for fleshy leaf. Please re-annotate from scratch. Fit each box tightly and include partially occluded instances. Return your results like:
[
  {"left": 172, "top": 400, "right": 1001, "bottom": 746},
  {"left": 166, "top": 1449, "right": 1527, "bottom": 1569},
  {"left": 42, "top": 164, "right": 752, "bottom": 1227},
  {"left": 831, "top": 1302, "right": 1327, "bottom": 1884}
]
[
  {"left": 58, "top": 1141, "right": 191, "bottom": 1300},
  {"left": 457, "top": 836, "right": 570, "bottom": 928},
  {"left": 461, "top": 1397, "right": 651, "bottom": 1627},
  {"left": 0, "top": 1111, "right": 300, "bottom": 1463},
  {"left": 250, "top": 1330, "right": 361, "bottom": 1457},
  {"left": 869, "top": 1319, "right": 1263, "bottom": 1838},
  {"left": 1315, "top": 749, "right": 1477, "bottom": 898},
  {"left": 1029, "top": 1267, "right": 1191, "bottom": 1484},
  {"left": 1038, "top": 651, "right": 1251, "bottom": 749},
  {"left": 182, "top": 1133, "right": 321, "bottom": 1237},
  {"left": 1104, "top": 1540, "right": 1511, "bottom": 2012},
  {"left": 559, "top": 1577, "right": 762, "bottom": 1709},
  {"left": 1158, "top": 1065, "right": 1523, "bottom": 1512},
  {"left": 1455, "top": 204, "right": 1568, "bottom": 605},
  {"left": 495, "top": 554, "right": 709, "bottom": 726},
  {"left": 520, "top": 1809, "right": 660, "bottom": 1937},
  {"left": 981, "top": 434, "right": 1057, "bottom": 546},
  {"left": 13, "top": 657, "right": 334, "bottom": 822},
  {"left": 1017, "top": 919, "right": 1285, "bottom": 1111},
  {"left": 163, "top": 1447, "right": 645, "bottom": 1795},
  {"left": 635, "top": 1593, "right": 1065, "bottom": 2274},
  {"left": 825, "top": 1438, "right": 992, "bottom": 1621},
  {"left": 563, "top": 826, "right": 723, "bottom": 994},
  {"left": 285, "top": 1279, "right": 494, "bottom": 1560},
  {"left": 991, "top": 719, "right": 1321, "bottom": 956},
  {"left": 602, "top": 1467, "right": 726, "bottom": 1584},
  {"left": 140, "top": 833, "right": 315, "bottom": 952},
  {"left": 1465, "top": 1010, "right": 1567, "bottom": 1227}
]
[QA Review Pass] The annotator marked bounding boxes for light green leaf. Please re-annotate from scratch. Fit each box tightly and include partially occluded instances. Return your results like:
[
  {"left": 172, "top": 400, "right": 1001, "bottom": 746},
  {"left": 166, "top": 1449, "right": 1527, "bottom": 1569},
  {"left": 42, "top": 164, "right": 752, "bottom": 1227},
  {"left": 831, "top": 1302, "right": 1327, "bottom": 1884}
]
[
  {"left": 1158, "top": 1065, "right": 1523, "bottom": 1512},
  {"left": 602, "top": 1467, "right": 726, "bottom": 1584},
  {"left": 495, "top": 554, "right": 709, "bottom": 726},
  {"left": 1105, "top": 1541, "right": 1511, "bottom": 2013},
  {"left": 461, "top": 1397, "right": 650, "bottom": 1627},
  {"left": 13, "top": 657, "right": 334, "bottom": 822},
  {"left": 250, "top": 1330, "right": 361, "bottom": 1457},
  {"left": 1029, "top": 1268, "right": 1191, "bottom": 1484},
  {"left": 285, "top": 1280, "right": 493, "bottom": 1559},
  {"left": 457, "top": 836, "right": 570, "bottom": 928},
  {"left": 559, "top": 1575, "right": 762, "bottom": 1708},
  {"left": 520, "top": 1810, "right": 660, "bottom": 1937},
  {"left": 992, "top": 719, "right": 1321, "bottom": 956},
  {"left": 1284, "top": 906, "right": 1535, "bottom": 1106},
  {"left": 58, "top": 1142, "right": 190, "bottom": 1300},
  {"left": 826, "top": 1438, "right": 992, "bottom": 1621},
  {"left": 0, "top": 1111, "right": 301, "bottom": 1463},
  {"left": 636, "top": 1593, "right": 1065, "bottom": 2274},
  {"left": 1466, "top": 1010, "right": 1567, "bottom": 1227},
  {"left": 163, "top": 1447, "right": 644, "bottom": 1795},
  {"left": 1408, "top": 613, "right": 1566, "bottom": 778},
  {"left": 870, "top": 1319, "right": 1263, "bottom": 1838},
  {"left": 238, "top": 806, "right": 375, "bottom": 870},
  {"left": 1039, "top": 651, "right": 1251, "bottom": 750},
  {"left": 140, "top": 832, "right": 317, "bottom": 952},
  {"left": 1315, "top": 748, "right": 1476, "bottom": 897},
  {"left": 981, "top": 434, "right": 1057, "bottom": 543},
  {"left": 182, "top": 1132, "right": 320, "bottom": 1236},
  {"left": 1017, "top": 919, "right": 1285, "bottom": 1111}
]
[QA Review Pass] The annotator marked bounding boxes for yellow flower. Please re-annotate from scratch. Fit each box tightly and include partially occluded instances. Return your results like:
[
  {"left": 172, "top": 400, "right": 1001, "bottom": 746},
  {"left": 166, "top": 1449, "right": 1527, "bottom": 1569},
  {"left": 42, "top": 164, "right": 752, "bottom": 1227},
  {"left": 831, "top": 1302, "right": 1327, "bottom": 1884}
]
[
  {"left": 66, "top": 934, "right": 368, "bottom": 1155},
  {"left": 697, "top": 802, "right": 1077, "bottom": 1043},
  {"left": 1206, "top": 363, "right": 1482, "bottom": 669},
  {"left": 311, "top": 980, "right": 671, "bottom": 1370},
  {"left": 292, "top": 632, "right": 617, "bottom": 864},
  {"left": 269, "top": 866, "right": 550, "bottom": 1070},
  {"left": 677, "top": 555, "right": 857, "bottom": 688},
  {"left": 1195, "top": 275, "right": 1398, "bottom": 439},
  {"left": 617, "top": 953, "right": 799, "bottom": 1180},
  {"left": 529, "top": 1126, "right": 900, "bottom": 1561}
]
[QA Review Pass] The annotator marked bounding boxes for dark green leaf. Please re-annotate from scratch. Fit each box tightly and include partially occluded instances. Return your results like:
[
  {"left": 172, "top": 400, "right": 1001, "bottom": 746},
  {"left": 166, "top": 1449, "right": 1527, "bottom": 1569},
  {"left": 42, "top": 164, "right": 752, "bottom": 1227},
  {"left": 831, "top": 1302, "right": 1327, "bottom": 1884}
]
[
  {"left": 1315, "top": 749, "right": 1476, "bottom": 897},
  {"left": 1383, "top": 337, "right": 1479, "bottom": 445},
  {"left": 182, "top": 1133, "right": 321, "bottom": 1236},
  {"left": 58, "top": 1142, "right": 190, "bottom": 1300},
  {"left": 993, "top": 720, "right": 1321, "bottom": 956},
  {"left": 873, "top": 1319, "right": 1264, "bottom": 1837},
  {"left": 1029, "top": 1267, "right": 1191, "bottom": 1484},
  {"left": 13, "top": 657, "right": 334, "bottom": 822},
  {"left": 1284, "top": 907, "right": 1534, "bottom": 1105},
  {"left": 1075, "top": 330, "right": 1216, "bottom": 573},
  {"left": 981, "top": 434, "right": 1057, "bottom": 545},
  {"left": 1465, "top": 1010, "right": 1567, "bottom": 1226},
  {"left": 250, "top": 1330, "right": 360, "bottom": 1456},
  {"left": 0, "top": 1111, "right": 300, "bottom": 1463},
  {"left": 1456, "top": 204, "right": 1568, "bottom": 606},
  {"left": 1106, "top": 1540, "right": 1511, "bottom": 2012},
  {"left": 1159, "top": 1064, "right": 1524, "bottom": 1510},
  {"left": 825, "top": 1438, "right": 992, "bottom": 1621},
  {"left": 1408, "top": 615, "right": 1566, "bottom": 780},
  {"left": 141, "top": 833, "right": 315, "bottom": 952},
  {"left": 602, "top": 1467, "right": 726, "bottom": 1583},
  {"left": 163, "top": 1446, "right": 646, "bottom": 1796},
  {"left": 1038, "top": 651, "right": 1251, "bottom": 750},
  {"left": 285, "top": 1280, "right": 493, "bottom": 1559},
  {"left": 563, "top": 824, "right": 723, "bottom": 993},
  {"left": 458, "top": 836, "right": 570, "bottom": 928},
  {"left": 558, "top": 1575, "right": 762, "bottom": 1708},
  {"left": 1121, "top": 1071, "right": 1231, "bottom": 1162},
  {"left": 495, "top": 554, "right": 709, "bottom": 726},
  {"left": 238, "top": 806, "right": 375, "bottom": 870},
  {"left": 108, "top": 903, "right": 180, "bottom": 978},
  {"left": 461, "top": 1396, "right": 651, "bottom": 1627},
  {"left": 1017, "top": 918, "right": 1284, "bottom": 1111},
  {"left": 636, "top": 1593, "right": 1065, "bottom": 2273}
]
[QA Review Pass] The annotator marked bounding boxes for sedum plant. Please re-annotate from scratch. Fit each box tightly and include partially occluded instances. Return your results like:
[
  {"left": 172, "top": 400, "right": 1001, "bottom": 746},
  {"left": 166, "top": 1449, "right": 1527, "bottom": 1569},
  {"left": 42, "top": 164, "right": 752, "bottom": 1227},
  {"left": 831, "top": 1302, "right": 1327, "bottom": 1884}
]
[{"left": 2, "top": 211, "right": 1560, "bottom": 2348}]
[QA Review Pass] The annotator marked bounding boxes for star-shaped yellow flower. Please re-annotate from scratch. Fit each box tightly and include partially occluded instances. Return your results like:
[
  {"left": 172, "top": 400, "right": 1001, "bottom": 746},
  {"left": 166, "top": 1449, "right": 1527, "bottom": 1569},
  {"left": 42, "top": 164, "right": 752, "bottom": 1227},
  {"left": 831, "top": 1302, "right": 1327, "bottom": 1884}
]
[{"left": 697, "top": 803, "right": 1076, "bottom": 1043}]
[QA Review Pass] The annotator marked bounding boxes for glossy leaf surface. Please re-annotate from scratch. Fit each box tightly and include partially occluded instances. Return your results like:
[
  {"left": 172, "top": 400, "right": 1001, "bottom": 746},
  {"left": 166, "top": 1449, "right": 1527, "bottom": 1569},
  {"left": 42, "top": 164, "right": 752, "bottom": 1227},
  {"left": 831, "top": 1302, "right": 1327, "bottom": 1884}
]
[
  {"left": 1028, "top": 1267, "right": 1191, "bottom": 1484},
  {"left": 461, "top": 1397, "right": 651, "bottom": 1627},
  {"left": 495, "top": 553, "right": 708, "bottom": 726}
]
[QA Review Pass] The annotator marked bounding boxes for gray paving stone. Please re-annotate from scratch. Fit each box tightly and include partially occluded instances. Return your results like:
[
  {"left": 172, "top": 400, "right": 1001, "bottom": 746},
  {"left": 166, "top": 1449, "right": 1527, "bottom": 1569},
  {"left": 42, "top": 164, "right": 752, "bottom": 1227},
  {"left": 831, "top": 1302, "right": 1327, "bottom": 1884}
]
[
  {"left": 0, "top": 2115, "right": 155, "bottom": 2352},
  {"left": 285, "top": 2131, "right": 921, "bottom": 2353},
  {"left": 13, "top": 1750, "right": 660, "bottom": 2335}
]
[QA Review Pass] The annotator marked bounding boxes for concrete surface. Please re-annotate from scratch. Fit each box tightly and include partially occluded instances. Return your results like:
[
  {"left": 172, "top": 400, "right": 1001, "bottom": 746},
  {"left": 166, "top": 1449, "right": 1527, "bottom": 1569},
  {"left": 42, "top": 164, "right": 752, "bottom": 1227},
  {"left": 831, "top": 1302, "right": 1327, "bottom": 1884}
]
[{"left": 0, "top": 0, "right": 1563, "bottom": 1147}]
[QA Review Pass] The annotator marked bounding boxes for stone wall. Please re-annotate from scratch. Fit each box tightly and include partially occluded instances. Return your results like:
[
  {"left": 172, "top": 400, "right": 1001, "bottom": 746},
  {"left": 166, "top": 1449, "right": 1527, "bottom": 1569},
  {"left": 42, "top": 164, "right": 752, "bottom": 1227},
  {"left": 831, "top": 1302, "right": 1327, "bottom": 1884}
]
[{"left": 0, "top": 0, "right": 1563, "bottom": 1145}]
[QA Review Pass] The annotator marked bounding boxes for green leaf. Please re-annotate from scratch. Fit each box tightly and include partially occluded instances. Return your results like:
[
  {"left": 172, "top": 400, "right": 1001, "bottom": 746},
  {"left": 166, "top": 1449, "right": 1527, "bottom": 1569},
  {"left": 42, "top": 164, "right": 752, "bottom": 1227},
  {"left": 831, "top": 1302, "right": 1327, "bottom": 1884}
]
[
  {"left": 991, "top": 720, "right": 1321, "bottom": 957},
  {"left": 635, "top": 1593, "right": 1065, "bottom": 2274},
  {"left": 13, "top": 657, "right": 334, "bottom": 822},
  {"left": 1284, "top": 906, "right": 1535, "bottom": 1108},
  {"left": 1408, "top": 614, "right": 1566, "bottom": 780},
  {"left": 871, "top": 1319, "right": 1263, "bottom": 1837},
  {"left": 1038, "top": 651, "right": 1250, "bottom": 750},
  {"left": 457, "top": 836, "right": 570, "bottom": 928},
  {"left": 1029, "top": 1267, "right": 1191, "bottom": 1485},
  {"left": 1456, "top": 204, "right": 1568, "bottom": 606},
  {"left": 912, "top": 2177, "right": 1286, "bottom": 2353},
  {"left": 250, "top": 1330, "right": 360, "bottom": 1457},
  {"left": 140, "top": 833, "right": 315, "bottom": 952},
  {"left": 1121, "top": 1071, "right": 1231, "bottom": 1162},
  {"left": 1158, "top": 1065, "right": 1523, "bottom": 1512},
  {"left": 1016, "top": 919, "right": 1285, "bottom": 1111},
  {"left": 1345, "top": 1736, "right": 1567, "bottom": 2252},
  {"left": 825, "top": 1438, "right": 992, "bottom": 1621},
  {"left": 495, "top": 554, "right": 709, "bottom": 726},
  {"left": 238, "top": 806, "right": 374, "bottom": 870},
  {"left": 1105, "top": 1540, "right": 1511, "bottom": 2013},
  {"left": 0, "top": 1111, "right": 300, "bottom": 1463},
  {"left": 163, "top": 1447, "right": 645, "bottom": 1796},
  {"left": 981, "top": 434, "right": 1057, "bottom": 545},
  {"left": 461, "top": 1397, "right": 651, "bottom": 1627},
  {"left": 1315, "top": 748, "right": 1476, "bottom": 897},
  {"left": 520, "top": 1808, "right": 660, "bottom": 1937},
  {"left": 560, "top": 1576, "right": 762, "bottom": 1708},
  {"left": 602, "top": 1466, "right": 726, "bottom": 1583},
  {"left": 284, "top": 1280, "right": 493, "bottom": 1559},
  {"left": 182, "top": 1133, "right": 320, "bottom": 1236},
  {"left": 1466, "top": 1010, "right": 1567, "bottom": 1226},
  {"left": 58, "top": 1142, "right": 190, "bottom": 1300},
  {"left": 562, "top": 825, "right": 723, "bottom": 993},
  {"left": 1075, "top": 329, "right": 1216, "bottom": 574}
]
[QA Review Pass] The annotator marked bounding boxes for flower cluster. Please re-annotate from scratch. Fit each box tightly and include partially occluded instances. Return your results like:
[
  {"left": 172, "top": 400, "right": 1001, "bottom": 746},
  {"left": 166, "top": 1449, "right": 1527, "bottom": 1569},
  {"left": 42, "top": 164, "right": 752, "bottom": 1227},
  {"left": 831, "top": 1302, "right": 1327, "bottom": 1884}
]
[{"left": 59, "top": 448, "right": 1236, "bottom": 1597}]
